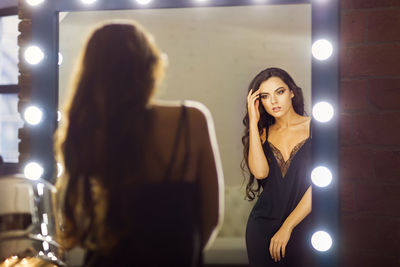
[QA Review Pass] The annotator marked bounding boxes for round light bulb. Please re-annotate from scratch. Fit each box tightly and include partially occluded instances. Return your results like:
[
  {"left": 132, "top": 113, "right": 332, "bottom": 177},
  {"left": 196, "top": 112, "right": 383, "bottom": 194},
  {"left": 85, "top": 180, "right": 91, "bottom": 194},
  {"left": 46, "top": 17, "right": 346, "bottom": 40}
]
[
  {"left": 24, "top": 162, "right": 44, "bottom": 180},
  {"left": 312, "top": 101, "right": 334, "bottom": 123},
  {"left": 24, "top": 106, "right": 43, "bottom": 125},
  {"left": 311, "top": 231, "right": 333, "bottom": 252},
  {"left": 311, "top": 166, "right": 332, "bottom": 187},
  {"left": 136, "top": 0, "right": 152, "bottom": 4},
  {"left": 24, "top": 46, "right": 44, "bottom": 65},
  {"left": 26, "top": 0, "right": 45, "bottom": 6},
  {"left": 312, "top": 39, "right": 333, "bottom": 60}
]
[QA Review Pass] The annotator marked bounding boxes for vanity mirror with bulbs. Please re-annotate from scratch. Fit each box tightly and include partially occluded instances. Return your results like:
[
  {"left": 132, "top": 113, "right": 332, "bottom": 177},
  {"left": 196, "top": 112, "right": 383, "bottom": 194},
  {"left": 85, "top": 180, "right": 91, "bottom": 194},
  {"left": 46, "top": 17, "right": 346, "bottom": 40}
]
[{"left": 16, "top": 0, "right": 339, "bottom": 266}]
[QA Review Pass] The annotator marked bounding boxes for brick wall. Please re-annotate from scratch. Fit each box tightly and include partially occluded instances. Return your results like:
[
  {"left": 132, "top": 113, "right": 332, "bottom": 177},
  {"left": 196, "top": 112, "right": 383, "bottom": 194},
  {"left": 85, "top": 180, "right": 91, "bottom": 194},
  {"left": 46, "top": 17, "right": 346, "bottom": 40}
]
[{"left": 339, "top": 0, "right": 400, "bottom": 266}]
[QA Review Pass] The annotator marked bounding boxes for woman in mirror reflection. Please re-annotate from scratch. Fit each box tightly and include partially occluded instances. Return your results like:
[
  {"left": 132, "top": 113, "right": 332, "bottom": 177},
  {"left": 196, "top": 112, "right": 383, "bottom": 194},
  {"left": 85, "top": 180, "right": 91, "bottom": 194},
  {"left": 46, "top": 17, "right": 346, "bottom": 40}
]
[
  {"left": 55, "top": 20, "right": 224, "bottom": 267},
  {"left": 242, "top": 67, "right": 314, "bottom": 266}
]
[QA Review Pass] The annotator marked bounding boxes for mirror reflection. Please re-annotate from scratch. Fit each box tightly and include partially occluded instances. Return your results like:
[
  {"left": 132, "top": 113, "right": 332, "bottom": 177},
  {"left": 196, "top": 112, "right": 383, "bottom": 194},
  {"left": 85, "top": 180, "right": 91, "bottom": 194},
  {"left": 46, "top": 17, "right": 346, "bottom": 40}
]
[{"left": 58, "top": 4, "right": 311, "bottom": 265}]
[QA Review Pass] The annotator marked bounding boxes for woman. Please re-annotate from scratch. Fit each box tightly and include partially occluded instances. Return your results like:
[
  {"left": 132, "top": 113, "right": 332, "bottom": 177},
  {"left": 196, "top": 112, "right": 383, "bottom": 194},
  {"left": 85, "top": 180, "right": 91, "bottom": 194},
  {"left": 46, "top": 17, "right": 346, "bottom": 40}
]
[
  {"left": 242, "top": 67, "right": 313, "bottom": 266},
  {"left": 56, "top": 21, "right": 224, "bottom": 266}
]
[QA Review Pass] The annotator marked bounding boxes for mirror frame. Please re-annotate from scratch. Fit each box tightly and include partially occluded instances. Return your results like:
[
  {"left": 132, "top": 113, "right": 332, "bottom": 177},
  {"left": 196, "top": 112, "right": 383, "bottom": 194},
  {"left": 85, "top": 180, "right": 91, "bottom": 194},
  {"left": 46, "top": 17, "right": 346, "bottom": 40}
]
[{"left": 17, "top": 0, "right": 339, "bottom": 266}]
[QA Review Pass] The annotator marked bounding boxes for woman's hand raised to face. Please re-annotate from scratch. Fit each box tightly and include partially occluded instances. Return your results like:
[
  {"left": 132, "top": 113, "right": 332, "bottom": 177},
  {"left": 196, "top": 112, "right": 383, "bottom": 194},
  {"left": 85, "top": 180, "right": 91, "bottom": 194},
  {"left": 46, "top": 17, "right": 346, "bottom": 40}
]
[{"left": 247, "top": 89, "right": 261, "bottom": 125}]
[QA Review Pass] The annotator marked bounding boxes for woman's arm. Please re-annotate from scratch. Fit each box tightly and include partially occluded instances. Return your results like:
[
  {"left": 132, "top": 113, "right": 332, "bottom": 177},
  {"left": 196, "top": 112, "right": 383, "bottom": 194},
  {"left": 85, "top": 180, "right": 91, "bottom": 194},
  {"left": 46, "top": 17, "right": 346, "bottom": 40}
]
[
  {"left": 269, "top": 186, "right": 312, "bottom": 262},
  {"left": 282, "top": 185, "right": 312, "bottom": 231},
  {"left": 248, "top": 123, "right": 269, "bottom": 179},
  {"left": 247, "top": 89, "right": 269, "bottom": 179},
  {"left": 187, "top": 101, "right": 224, "bottom": 250}
]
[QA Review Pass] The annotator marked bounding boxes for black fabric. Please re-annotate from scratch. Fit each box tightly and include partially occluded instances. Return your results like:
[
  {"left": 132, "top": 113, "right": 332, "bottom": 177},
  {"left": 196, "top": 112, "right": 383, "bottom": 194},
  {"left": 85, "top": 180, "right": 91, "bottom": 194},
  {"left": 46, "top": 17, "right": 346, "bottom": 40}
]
[
  {"left": 246, "top": 120, "right": 315, "bottom": 267},
  {"left": 84, "top": 104, "right": 203, "bottom": 267}
]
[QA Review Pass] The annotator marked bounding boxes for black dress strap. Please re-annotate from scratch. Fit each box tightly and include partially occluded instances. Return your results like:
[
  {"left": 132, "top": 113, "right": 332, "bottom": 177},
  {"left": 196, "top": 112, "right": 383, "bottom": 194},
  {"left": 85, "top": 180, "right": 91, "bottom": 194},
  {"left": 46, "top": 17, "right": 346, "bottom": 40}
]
[
  {"left": 180, "top": 104, "right": 190, "bottom": 181},
  {"left": 163, "top": 102, "right": 190, "bottom": 181}
]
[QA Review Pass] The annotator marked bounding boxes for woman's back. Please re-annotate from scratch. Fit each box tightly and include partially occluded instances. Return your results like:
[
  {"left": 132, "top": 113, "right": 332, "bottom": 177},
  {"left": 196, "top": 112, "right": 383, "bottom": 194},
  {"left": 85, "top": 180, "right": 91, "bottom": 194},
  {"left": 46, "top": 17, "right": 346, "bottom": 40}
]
[
  {"left": 83, "top": 102, "right": 221, "bottom": 266},
  {"left": 143, "top": 103, "right": 205, "bottom": 183}
]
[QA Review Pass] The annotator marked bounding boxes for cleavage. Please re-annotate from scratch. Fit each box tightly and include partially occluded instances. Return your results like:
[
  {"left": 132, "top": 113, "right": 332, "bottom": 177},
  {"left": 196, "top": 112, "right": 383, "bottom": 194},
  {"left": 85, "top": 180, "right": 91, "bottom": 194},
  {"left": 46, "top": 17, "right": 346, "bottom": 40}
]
[{"left": 268, "top": 138, "right": 308, "bottom": 162}]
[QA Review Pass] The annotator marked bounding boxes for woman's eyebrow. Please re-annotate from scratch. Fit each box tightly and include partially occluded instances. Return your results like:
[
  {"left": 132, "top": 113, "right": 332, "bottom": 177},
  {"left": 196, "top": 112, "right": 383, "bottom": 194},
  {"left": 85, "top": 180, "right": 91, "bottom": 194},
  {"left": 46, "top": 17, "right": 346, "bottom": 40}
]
[{"left": 260, "top": 87, "right": 285, "bottom": 95}]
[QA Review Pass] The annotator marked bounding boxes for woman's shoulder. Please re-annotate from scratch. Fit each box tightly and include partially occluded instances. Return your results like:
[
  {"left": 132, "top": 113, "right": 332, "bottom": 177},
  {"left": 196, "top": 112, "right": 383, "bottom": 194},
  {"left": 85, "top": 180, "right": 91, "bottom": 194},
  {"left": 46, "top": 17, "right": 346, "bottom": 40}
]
[
  {"left": 150, "top": 99, "right": 212, "bottom": 125},
  {"left": 298, "top": 115, "right": 312, "bottom": 126}
]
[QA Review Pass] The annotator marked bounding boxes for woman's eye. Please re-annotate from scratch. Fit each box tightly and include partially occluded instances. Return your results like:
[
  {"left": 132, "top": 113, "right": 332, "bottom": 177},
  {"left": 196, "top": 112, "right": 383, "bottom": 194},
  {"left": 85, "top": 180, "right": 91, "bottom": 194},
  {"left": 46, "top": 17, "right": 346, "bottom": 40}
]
[
  {"left": 278, "top": 90, "right": 285, "bottom": 95},
  {"left": 260, "top": 94, "right": 268, "bottom": 99}
]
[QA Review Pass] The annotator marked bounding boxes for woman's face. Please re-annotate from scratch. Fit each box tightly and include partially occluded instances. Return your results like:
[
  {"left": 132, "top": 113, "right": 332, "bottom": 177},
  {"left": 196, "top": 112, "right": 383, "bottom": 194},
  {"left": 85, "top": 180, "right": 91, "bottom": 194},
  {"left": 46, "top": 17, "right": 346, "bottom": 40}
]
[{"left": 258, "top": 76, "right": 294, "bottom": 118}]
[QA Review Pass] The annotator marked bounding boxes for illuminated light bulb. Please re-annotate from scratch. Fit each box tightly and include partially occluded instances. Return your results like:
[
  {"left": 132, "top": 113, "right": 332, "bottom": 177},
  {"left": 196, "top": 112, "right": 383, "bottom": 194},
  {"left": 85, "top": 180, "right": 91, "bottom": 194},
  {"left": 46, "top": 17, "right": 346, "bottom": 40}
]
[
  {"left": 39, "top": 251, "right": 45, "bottom": 256},
  {"left": 312, "top": 101, "right": 334, "bottom": 123},
  {"left": 311, "top": 166, "right": 332, "bottom": 187},
  {"left": 24, "top": 106, "right": 43, "bottom": 125},
  {"left": 24, "top": 162, "right": 44, "bottom": 180},
  {"left": 47, "top": 252, "right": 54, "bottom": 258},
  {"left": 57, "top": 162, "right": 63, "bottom": 177},
  {"left": 26, "top": 0, "right": 45, "bottom": 6},
  {"left": 136, "top": 0, "right": 152, "bottom": 4},
  {"left": 81, "top": 0, "right": 97, "bottom": 4},
  {"left": 311, "top": 231, "right": 333, "bottom": 252},
  {"left": 58, "top": 52, "right": 63, "bottom": 65},
  {"left": 312, "top": 39, "right": 333, "bottom": 60},
  {"left": 24, "top": 46, "right": 44, "bottom": 65}
]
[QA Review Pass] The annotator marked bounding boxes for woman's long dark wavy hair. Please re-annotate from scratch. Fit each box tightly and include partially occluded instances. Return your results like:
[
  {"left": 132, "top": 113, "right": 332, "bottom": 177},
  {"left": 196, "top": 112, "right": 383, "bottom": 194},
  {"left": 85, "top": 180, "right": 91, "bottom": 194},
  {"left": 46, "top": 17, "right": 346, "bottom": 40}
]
[
  {"left": 55, "top": 22, "right": 164, "bottom": 250},
  {"left": 241, "top": 67, "right": 305, "bottom": 200}
]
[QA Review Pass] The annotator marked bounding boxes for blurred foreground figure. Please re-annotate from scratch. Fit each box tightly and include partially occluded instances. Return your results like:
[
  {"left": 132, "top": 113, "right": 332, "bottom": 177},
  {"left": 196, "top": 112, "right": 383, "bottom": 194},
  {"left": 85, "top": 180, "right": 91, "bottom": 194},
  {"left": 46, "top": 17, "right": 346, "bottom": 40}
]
[{"left": 56, "top": 21, "right": 224, "bottom": 267}]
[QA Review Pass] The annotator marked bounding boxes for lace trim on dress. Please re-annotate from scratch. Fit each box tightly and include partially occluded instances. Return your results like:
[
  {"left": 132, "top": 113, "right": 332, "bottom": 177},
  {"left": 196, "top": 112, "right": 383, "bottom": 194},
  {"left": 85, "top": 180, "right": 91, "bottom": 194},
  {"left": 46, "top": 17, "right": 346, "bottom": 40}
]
[{"left": 269, "top": 138, "right": 308, "bottom": 178}]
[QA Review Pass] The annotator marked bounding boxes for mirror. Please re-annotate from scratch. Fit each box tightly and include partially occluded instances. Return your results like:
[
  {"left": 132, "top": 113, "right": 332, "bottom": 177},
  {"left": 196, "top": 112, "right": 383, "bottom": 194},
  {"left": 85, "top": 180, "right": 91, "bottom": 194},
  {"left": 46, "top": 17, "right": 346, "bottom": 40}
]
[
  {"left": 58, "top": 4, "right": 311, "bottom": 264},
  {"left": 59, "top": 4, "right": 311, "bottom": 187}
]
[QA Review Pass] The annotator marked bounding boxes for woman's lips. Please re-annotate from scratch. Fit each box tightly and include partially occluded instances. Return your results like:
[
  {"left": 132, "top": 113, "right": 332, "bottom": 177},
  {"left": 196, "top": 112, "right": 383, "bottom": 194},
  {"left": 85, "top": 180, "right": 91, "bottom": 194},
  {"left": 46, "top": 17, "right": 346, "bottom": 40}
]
[{"left": 272, "top": 107, "right": 281, "bottom": 112}]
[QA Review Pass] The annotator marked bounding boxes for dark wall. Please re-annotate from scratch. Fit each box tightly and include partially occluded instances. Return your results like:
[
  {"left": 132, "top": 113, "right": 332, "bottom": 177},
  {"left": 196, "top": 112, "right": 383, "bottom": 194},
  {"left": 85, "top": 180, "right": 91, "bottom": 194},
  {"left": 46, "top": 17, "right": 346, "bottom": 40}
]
[
  {"left": 339, "top": 0, "right": 400, "bottom": 266},
  {"left": 0, "top": 0, "right": 17, "bottom": 9}
]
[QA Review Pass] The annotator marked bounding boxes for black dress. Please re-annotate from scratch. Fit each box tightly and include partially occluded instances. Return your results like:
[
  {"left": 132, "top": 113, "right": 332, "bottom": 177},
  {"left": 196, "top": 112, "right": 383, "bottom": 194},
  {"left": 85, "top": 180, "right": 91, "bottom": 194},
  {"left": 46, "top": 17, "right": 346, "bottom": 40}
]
[
  {"left": 84, "top": 105, "right": 203, "bottom": 267},
  {"left": 246, "top": 120, "right": 314, "bottom": 267}
]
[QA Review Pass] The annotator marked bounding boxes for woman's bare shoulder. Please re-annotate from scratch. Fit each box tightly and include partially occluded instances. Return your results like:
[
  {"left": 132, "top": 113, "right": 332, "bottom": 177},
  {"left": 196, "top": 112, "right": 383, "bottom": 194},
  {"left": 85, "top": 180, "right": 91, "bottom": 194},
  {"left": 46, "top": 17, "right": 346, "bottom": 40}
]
[
  {"left": 289, "top": 116, "right": 311, "bottom": 129},
  {"left": 151, "top": 99, "right": 211, "bottom": 124}
]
